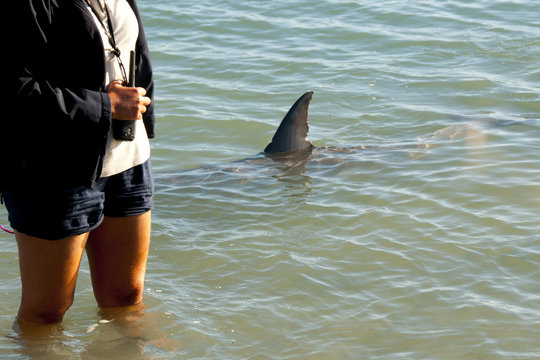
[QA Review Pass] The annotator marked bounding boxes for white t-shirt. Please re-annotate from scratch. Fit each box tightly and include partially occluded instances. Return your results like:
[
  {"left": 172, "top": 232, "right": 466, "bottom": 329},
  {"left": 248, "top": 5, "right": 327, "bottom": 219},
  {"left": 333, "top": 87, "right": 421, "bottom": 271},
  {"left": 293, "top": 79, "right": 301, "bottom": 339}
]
[{"left": 87, "top": 0, "right": 151, "bottom": 177}]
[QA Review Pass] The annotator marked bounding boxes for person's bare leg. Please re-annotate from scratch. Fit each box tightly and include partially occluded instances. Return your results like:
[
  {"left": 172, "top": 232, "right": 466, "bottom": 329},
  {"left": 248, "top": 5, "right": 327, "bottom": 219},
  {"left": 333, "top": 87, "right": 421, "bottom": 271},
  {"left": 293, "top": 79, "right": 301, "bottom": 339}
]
[
  {"left": 15, "top": 232, "right": 88, "bottom": 329},
  {"left": 85, "top": 211, "right": 151, "bottom": 308}
]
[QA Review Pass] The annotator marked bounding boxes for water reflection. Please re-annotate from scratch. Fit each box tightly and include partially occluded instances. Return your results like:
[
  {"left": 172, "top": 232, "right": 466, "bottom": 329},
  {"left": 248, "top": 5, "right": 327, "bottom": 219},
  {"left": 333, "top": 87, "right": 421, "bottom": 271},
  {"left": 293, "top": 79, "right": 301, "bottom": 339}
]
[
  {"left": 6, "top": 321, "right": 76, "bottom": 359},
  {"left": 266, "top": 150, "right": 313, "bottom": 196},
  {"left": 82, "top": 303, "right": 180, "bottom": 357},
  {"left": 6, "top": 302, "right": 180, "bottom": 359}
]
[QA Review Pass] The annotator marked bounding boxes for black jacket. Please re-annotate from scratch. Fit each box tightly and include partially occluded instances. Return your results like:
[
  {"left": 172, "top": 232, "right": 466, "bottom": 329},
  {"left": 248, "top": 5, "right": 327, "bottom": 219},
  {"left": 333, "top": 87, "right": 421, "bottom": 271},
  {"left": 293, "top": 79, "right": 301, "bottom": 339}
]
[{"left": 0, "top": 0, "right": 155, "bottom": 188}]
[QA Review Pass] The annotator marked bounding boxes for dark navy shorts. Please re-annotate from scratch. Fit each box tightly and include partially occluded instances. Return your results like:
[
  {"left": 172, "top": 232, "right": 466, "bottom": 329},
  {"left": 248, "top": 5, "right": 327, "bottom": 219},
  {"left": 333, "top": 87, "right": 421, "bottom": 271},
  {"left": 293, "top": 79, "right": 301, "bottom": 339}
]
[{"left": 1, "top": 160, "right": 153, "bottom": 240}]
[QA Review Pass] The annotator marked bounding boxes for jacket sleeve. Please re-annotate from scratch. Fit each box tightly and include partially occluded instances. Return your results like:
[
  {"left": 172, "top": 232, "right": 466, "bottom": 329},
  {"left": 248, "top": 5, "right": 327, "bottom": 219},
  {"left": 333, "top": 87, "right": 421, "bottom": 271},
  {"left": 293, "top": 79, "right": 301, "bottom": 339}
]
[{"left": 2, "top": 0, "right": 112, "bottom": 138}]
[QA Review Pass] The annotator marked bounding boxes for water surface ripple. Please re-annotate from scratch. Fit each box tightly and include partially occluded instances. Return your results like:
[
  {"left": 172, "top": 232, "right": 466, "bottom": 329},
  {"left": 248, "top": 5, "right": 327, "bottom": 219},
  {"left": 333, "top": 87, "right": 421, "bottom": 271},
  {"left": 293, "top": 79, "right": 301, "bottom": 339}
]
[{"left": 1, "top": 0, "right": 539, "bottom": 358}]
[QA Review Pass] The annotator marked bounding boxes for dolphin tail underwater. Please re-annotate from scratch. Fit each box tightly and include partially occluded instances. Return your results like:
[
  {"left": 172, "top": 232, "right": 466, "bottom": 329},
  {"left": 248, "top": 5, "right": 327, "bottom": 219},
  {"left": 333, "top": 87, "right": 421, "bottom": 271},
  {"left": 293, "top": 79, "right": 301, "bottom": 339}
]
[{"left": 264, "top": 91, "right": 314, "bottom": 154}]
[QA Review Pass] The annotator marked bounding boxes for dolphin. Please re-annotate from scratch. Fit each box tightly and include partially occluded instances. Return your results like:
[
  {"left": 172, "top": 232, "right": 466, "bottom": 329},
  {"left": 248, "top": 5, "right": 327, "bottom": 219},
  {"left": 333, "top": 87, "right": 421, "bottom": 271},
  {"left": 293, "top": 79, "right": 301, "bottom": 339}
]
[
  {"left": 263, "top": 91, "right": 519, "bottom": 157},
  {"left": 157, "top": 91, "right": 526, "bottom": 189}
]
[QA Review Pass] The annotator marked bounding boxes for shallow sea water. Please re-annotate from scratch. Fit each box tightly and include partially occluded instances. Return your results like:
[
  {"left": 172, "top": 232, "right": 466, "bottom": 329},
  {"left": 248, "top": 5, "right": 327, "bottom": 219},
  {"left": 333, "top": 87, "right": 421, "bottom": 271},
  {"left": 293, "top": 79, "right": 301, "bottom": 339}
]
[{"left": 1, "top": 0, "right": 539, "bottom": 358}]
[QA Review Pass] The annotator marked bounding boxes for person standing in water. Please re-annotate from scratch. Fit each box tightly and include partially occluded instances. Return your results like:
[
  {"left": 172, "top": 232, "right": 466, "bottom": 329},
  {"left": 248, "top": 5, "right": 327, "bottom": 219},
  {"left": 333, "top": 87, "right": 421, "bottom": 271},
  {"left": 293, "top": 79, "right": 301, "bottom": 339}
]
[{"left": 0, "top": 0, "right": 155, "bottom": 330}]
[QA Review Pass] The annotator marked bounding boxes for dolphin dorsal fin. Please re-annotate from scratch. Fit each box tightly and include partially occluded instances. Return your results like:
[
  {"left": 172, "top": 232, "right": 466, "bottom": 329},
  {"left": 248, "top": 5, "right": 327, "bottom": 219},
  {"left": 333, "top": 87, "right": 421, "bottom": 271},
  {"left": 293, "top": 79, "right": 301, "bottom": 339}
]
[{"left": 264, "top": 92, "right": 314, "bottom": 153}]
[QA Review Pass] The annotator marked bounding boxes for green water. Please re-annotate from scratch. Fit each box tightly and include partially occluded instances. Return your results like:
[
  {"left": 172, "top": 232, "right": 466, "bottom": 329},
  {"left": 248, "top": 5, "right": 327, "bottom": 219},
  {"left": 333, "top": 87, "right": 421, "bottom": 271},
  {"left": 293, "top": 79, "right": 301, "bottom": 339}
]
[{"left": 1, "top": 0, "right": 539, "bottom": 358}]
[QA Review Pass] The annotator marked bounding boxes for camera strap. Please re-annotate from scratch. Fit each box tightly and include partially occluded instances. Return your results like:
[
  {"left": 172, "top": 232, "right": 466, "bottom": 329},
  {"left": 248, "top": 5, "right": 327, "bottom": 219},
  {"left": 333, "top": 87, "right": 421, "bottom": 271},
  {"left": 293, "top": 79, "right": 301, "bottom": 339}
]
[{"left": 86, "top": 0, "right": 128, "bottom": 84}]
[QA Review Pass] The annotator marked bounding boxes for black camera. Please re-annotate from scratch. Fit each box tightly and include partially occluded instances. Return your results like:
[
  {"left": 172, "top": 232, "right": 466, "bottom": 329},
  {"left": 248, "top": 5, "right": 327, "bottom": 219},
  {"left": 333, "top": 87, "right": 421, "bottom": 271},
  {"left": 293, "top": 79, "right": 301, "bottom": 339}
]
[
  {"left": 112, "top": 120, "right": 136, "bottom": 141},
  {"left": 112, "top": 51, "right": 137, "bottom": 142}
]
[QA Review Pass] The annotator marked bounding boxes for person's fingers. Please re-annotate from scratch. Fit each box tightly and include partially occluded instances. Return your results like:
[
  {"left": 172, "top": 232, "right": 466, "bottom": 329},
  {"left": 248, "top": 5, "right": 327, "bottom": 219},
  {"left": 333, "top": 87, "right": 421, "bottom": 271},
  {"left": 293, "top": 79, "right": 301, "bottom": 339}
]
[
  {"left": 108, "top": 80, "right": 124, "bottom": 91},
  {"left": 137, "top": 87, "right": 147, "bottom": 96},
  {"left": 141, "top": 96, "right": 151, "bottom": 106}
]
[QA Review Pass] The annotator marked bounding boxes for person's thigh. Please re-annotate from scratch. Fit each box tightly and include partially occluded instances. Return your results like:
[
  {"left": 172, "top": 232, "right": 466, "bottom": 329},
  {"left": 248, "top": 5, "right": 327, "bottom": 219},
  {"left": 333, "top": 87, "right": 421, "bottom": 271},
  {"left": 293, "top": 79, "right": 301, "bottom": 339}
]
[
  {"left": 16, "top": 231, "right": 89, "bottom": 325},
  {"left": 85, "top": 211, "right": 151, "bottom": 308}
]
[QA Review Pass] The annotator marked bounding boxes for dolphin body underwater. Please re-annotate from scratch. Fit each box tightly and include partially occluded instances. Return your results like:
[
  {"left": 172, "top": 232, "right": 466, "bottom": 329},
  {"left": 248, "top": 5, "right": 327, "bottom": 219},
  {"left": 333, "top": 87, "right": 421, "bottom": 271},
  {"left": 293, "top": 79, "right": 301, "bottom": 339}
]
[
  {"left": 262, "top": 91, "right": 517, "bottom": 158},
  {"left": 158, "top": 91, "right": 525, "bottom": 187}
]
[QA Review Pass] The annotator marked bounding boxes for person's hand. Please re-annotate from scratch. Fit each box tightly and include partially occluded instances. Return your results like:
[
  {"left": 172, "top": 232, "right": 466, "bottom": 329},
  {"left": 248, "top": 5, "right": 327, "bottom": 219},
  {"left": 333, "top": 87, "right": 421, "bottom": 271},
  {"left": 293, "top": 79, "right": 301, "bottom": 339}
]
[{"left": 107, "top": 80, "right": 151, "bottom": 120}]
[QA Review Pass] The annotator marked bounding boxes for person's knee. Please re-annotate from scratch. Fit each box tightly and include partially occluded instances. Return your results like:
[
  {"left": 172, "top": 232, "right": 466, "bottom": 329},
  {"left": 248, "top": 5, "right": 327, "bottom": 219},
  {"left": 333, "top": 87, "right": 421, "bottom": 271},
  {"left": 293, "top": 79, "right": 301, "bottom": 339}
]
[
  {"left": 114, "top": 287, "right": 144, "bottom": 307},
  {"left": 18, "top": 297, "right": 74, "bottom": 325},
  {"left": 96, "top": 282, "right": 144, "bottom": 308}
]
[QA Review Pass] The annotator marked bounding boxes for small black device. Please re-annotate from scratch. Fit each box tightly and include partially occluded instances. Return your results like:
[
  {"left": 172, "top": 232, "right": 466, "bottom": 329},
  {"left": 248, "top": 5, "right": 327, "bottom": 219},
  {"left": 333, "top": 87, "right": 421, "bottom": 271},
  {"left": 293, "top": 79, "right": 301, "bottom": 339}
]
[{"left": 112, "top": 50, "right": 137, "bottom": 141}]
